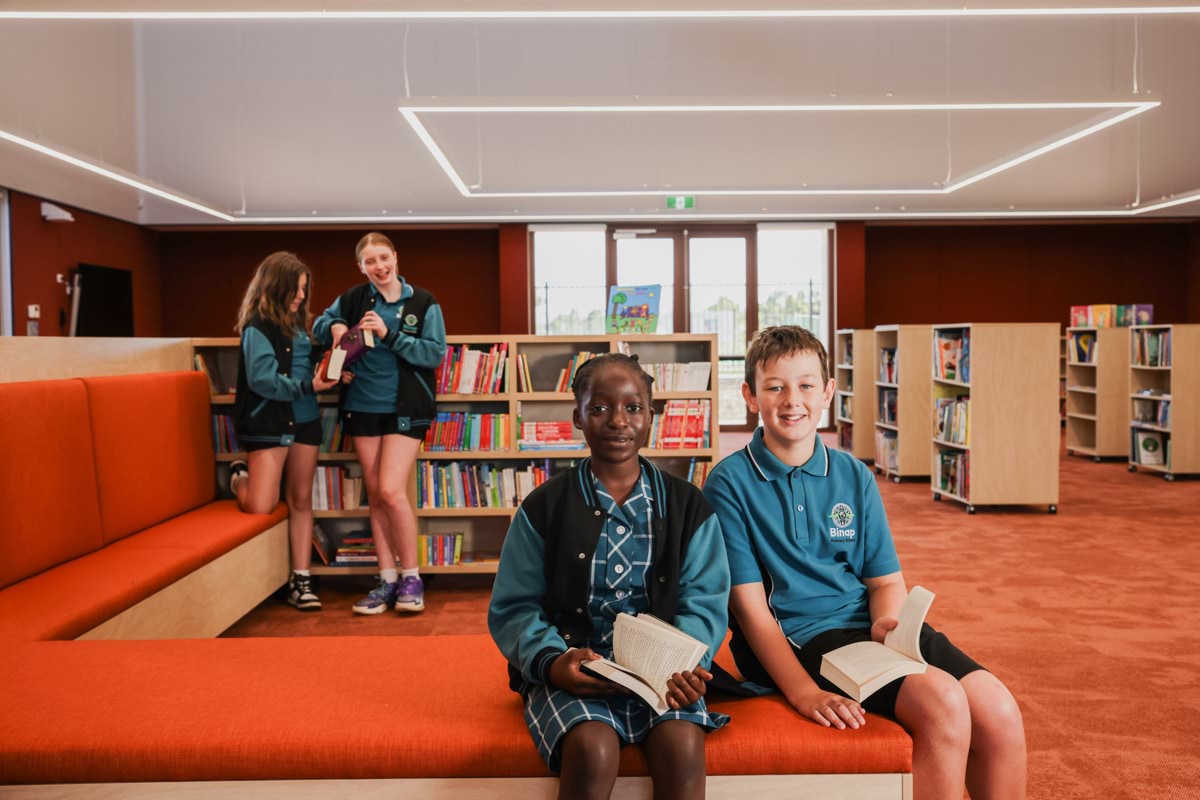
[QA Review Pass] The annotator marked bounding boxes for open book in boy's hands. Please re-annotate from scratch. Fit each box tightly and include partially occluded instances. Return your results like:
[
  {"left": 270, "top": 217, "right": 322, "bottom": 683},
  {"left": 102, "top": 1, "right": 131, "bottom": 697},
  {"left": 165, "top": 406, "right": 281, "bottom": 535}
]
[
  {"left": 819, "top": 586, "right": 936, "bottom": 703},
  {"left": 319, "top": 322, "right": 376, "bottom": 381},
  {"left": 581, "top": 613, "right": 708, "bottom": 716}
]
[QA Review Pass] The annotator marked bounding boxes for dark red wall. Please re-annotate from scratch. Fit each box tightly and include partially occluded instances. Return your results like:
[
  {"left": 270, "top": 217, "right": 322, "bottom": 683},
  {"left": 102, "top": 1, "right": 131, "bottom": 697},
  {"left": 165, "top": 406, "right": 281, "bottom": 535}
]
[
  {"left": 157, "top": 228, "right": 501, "bottom": 337},
  {"left": 863, "top": 223, "right": 1195, "bottom": 327},
  {"left": 9, "top": 191, "right": 162, "bottom": 336},
  {"left": 835, "top": 222, "right": 866, "bottom": 329},
  {"left": 1190, "top": 223, "right": 1200, "bottom": 324}
]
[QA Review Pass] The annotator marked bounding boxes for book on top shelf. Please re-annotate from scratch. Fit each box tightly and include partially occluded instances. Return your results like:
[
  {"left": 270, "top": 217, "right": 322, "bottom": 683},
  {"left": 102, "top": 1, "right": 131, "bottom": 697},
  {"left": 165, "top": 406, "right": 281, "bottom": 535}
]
[
  {"left": 820, "top": 586, "right": 935, "bottom": 703},
  {"left": 606, "top": 285, "right": 661, "bottom": 334},
  {"left": 580, "top": 613, "right": 708, "bottom": 716}
]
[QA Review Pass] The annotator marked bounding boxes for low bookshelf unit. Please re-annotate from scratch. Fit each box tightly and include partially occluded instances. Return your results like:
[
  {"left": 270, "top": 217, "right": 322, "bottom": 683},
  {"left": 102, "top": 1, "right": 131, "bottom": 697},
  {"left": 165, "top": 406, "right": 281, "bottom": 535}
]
[
  {"left": 873, "top": 325, "right": 932, "bottom": 482},
  {"left": 834, "top": 328, "right": 876, "bottom": 464},
  {"left": 1064, "top": 326, "right": 1131, "bottom": 461},
  {"left": 1128, "top": 324, "right": 1199, "bottom": 481}
]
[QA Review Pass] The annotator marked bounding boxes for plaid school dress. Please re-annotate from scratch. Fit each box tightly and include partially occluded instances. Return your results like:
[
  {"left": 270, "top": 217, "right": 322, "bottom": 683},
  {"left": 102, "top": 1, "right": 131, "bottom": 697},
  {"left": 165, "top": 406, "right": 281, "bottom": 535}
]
[{"left": 520, "top": 466, "right": 729, "bottom": 772}]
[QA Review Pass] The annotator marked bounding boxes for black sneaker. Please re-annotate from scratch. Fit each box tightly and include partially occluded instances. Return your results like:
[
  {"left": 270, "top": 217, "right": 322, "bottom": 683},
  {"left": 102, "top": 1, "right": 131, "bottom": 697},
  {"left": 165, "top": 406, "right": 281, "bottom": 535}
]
[
  {"left": 287, "top": 572, "right": 321, "bottom": 611},
  {"left": 226, "top": 460, "right": 249, "bottom": 496}
]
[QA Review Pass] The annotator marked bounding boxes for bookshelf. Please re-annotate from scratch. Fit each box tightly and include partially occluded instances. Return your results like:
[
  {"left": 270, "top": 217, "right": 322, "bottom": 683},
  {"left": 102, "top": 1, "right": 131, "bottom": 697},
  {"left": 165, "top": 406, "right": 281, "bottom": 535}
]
[
  {"left": 873, "top": 325, "right": 932, "bottom": 482},
  {"left": 1128, "top": 324, "right": 1200, "bottom": 481},
  {"left": 1064, "top": 327, "right": 1130, "bottom": 461},
  {"left": 193, "top": 333, "right": 719, "bottom": 576},
  {"left": 1059, "top": 334, "right": 1068, "bottom": 426},
  {"left": 834, "top": 328, "right": 877, "bottom": 463},
  {"left": 930, "top": 323, "right": 1060, "bottom": 514}
]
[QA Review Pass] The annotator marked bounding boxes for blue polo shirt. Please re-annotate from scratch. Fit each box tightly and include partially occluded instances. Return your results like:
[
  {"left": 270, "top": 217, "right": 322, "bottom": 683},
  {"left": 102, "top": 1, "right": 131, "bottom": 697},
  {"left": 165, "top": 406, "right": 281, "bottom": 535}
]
[{"left": 703, "top": 428, "right": 900, "bottom": 647}]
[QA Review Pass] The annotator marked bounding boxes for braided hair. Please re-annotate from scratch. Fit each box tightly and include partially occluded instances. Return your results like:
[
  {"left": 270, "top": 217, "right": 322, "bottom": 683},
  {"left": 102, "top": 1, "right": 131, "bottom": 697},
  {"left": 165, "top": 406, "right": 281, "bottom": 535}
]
[{"left": 571, "top": 352, "right": 655, "bottom": 404}]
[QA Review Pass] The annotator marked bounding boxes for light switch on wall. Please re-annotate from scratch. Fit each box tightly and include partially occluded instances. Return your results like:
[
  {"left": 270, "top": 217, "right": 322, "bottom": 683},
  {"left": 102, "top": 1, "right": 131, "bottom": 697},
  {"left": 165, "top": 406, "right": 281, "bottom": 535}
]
[{"left": 27, "top": 304, "right": 41, "bottom": 319}]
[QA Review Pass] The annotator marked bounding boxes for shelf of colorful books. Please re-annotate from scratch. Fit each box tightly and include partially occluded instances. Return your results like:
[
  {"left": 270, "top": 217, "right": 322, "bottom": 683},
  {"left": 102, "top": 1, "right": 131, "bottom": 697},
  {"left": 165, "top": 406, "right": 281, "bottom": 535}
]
[
  {"left": 873, "top": 324, "right": 932, "bottom": 481},
  {"left": 1128, "top": 324, "right": 1199, "bottom": 480},
  {"left": 833, "top": 329, "right": 876, "bottom": 463},
  {"left": 929, "top": 323, "right": 1059, "bottom": 513},
  {"left": 418, "top": 507, "right": 518, "bottom": 518}
]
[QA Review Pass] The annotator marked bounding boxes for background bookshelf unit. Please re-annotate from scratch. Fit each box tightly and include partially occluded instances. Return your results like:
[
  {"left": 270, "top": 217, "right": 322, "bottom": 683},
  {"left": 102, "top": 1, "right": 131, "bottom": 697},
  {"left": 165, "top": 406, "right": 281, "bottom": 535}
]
[
  {"left": 930, "top": 323, "right": 1060, "bottom": 514},
  {"left": 1064, "top": 327, "right": 1130, "bottom": 461},
  {"left": 834, "top": 328, "right": 877, "bottom": 463},
  {"left": 1128, "top": 324, "right": 1199, "bottom": 480},
  {"left": 194, "top": 333, "right": 720, "bottom": 577},
  {"left": 873, "top": 325, "right": 932, "bottom": 482},
  {"left": 1059, "top": 334, "right": 1068, "bottom": 426}
]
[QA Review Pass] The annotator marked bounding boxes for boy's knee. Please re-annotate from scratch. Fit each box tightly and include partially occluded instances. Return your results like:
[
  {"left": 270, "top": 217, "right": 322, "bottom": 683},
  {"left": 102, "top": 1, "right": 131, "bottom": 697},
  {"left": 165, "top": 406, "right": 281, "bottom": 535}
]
[
  {"left": 970, "top": 682, "right": 1025, "bottom": 750},
  {"left": 902, "top": 671, "right": 971, "bottom": 739}
]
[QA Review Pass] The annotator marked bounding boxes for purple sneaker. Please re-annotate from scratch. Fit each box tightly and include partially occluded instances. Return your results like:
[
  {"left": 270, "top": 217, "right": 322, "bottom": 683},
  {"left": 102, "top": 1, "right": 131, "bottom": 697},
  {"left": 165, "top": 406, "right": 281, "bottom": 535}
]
[
  {"left": 395, "top": 575, "right": 425, "bottom": 613},
  {"left": 352, "top": 578, "right": 398, "bottom": 616}
]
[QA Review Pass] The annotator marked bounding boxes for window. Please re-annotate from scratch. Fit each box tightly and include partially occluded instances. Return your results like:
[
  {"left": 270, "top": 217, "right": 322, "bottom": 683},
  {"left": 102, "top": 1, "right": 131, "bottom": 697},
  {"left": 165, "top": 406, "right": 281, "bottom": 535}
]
[
  {"left": 0, "top": 188, "right": 11, "bottom": 336},
  {"left": 532, "top": 226, "right": 606, "bottom": 335},
  {"left": 688, "top": 236, "right": 749, "bottom": 426},
  {"left": 615, "top": 236, "right": 676, "bottom": 333}
]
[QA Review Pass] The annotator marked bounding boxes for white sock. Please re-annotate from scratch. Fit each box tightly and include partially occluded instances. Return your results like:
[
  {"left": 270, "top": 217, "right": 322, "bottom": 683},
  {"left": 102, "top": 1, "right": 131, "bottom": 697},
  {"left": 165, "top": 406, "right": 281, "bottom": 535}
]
[
  {"left": 293, "top": 569, "right": 310, "bottom": 577},
  {"left": 380, "top": 568, "right": 399, "bottom": 584},
  {"left": 401, "top": 568, "right": 420, "bottom": 580},
  {"left": 230, "top": 471, "right": 244, "bottom": 493}
]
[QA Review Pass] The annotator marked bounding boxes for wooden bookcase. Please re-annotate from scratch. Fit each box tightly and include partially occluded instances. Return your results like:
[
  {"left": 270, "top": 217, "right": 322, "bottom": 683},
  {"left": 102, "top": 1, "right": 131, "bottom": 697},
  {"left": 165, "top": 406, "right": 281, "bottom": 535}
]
[
  {"left": 1064, "top": 327, "right": 1130, "bottom": 461},
  {"left": 834, "top": 328, "right": 876, "bottom": 463},
  {"left": 1059, "top": 334, "right": 1068, "bottom": 426},
  {"left": 873, "top": 325, "right": 932, "bottom": 482},
  {"left": 930, "top": 323, "right": 1060, "bottom": 514},
  {"left": 1128, "top": 324, "right": 1200, "bottom": 480},
  {"left": 192, "top": 333, "right": 719, "bottom": 576}
]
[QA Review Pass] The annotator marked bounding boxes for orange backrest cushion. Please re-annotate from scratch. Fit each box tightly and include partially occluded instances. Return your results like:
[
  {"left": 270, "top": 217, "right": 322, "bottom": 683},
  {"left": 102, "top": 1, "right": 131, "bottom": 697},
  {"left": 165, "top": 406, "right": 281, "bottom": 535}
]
[
  {"left": 0, "top": 379, "right": 105, "bottom": 590},
  {"left": 84, "top": 371, "right": 216, "bottom": 544}
]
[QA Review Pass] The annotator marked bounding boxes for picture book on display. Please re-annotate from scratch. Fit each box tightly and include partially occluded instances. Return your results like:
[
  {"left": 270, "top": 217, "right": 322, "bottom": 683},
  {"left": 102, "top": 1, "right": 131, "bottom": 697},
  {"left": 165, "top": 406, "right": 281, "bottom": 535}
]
[
  {"left": 606, "top": 285, "right": 661, "bottom": 334},
  {"left": 820, "top": 586, "right": 935, "bottom": 703},
  {"left": 319, "top": 323, "right": 376, "bottom": 381},
  {"left": 581, "top": 613, "right": 708, "bottom": 715}
]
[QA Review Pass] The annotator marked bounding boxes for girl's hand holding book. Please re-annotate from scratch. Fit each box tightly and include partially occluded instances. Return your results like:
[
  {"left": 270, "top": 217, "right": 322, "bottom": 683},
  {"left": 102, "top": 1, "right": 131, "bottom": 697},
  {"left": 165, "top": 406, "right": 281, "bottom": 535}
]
[
  {"left": 330, "top": 323, "right": 348, "bottom": 348},
  {"left": 550, "top": 648, "right": 630, "bottom": 697},
  {"left": 312, "top": 368, "right": 338, "bottom": 393},
  {"left": 359, "top": 311, "right": 388, "bottom": 339},
  {"left": 664, "top": 666, "right": 711, "bottom": 710}
]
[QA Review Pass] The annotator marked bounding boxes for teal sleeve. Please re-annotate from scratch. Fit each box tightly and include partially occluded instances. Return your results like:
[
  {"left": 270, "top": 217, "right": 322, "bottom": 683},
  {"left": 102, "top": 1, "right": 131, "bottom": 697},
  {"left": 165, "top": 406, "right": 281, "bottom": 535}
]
[
  {"left": 703, "top": 470, "right": 764, "bottom": 587},
  {"left": 859, "top": 467, "right": 901, "bottom": 579},
  {"left": 672, "top": 513, "right": 730, "bottom": 670},
  {"left": 487, "top": 508, "right": 568, "bottom": 684},
  {"left": 243, "top": 328, "right": 313, "bottom": 400},
  {"left": 382, "top": 303, "right": 447, "bottom": 369},
  {"left": 312, "top": 297, "right": 346, "bottom": 346}
]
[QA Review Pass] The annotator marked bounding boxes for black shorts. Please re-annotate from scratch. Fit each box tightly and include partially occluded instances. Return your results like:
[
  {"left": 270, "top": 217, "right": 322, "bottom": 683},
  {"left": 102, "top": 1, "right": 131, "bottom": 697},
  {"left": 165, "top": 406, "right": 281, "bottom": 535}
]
[
  {"left": 341, "top": 410, "right": 428, "bottom": 441},
  {"left": 243, "top": 418, "right": 323, "bottom": 452},
  {"left": 795, "top": 624, "right": 986, "bottom": 718}
]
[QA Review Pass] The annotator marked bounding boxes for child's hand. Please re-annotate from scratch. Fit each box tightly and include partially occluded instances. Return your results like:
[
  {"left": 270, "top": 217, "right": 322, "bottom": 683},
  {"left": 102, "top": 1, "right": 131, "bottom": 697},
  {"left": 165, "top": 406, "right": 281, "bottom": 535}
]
[
  {"left": 871, "top": 616, "right": 899, "bottom": 644},
  {"left": 312, "top": 369, "right": 338, "bottom": 393},
  {"left": 665, "top": 666, "right": 712, "bottom": 710},
  {"left": 548, "top": 648, "right": 628, "bottom": 697},
  {"left": 330, "top": 323, "right": 348, "bottom": 348},
  {"left": 790, "top": 688, "right": 866, "bottom": 730},
  {"left": 359, "top": 311, "right": 388, "bottom": 338},
  {"left": 340, "top": 370, "right": 355, "bottom": 384}
]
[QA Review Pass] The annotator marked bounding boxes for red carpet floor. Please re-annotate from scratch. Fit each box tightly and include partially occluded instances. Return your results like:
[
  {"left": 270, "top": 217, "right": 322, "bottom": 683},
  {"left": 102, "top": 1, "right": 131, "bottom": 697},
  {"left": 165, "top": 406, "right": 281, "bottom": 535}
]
[{"left": 224, "top": 433, "right": 1200, "bottom": 798}]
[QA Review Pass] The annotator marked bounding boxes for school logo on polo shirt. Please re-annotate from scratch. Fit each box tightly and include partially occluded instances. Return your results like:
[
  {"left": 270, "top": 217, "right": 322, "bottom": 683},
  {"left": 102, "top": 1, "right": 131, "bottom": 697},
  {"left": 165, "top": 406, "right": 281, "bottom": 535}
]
[
  {"left": 828, "top": 502, "right": 856, "bottom": 541},
  {"left": 402, "top": 313, "right": 419, "bottom": 333}
]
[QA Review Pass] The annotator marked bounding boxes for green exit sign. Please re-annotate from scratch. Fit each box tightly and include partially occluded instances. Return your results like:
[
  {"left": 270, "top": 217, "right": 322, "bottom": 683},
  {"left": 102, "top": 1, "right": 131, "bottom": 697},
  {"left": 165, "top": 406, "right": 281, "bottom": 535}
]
[{"left": 666, "top": 195, "right": 695, "bottom": 209}]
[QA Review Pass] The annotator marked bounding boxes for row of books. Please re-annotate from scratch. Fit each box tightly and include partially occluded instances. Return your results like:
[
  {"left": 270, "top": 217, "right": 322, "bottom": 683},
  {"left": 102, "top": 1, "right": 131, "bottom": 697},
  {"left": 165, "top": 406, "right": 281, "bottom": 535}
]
[
  {"left": 645, "top": 399, "right": 712, "bottom": 449},
  {"left": 416, "top": 460, "right": 553, "bottom": 509},
  {"left": 934, "top": 331, "right": 971, "bottom": 383},
  {"left": 934, "top": 397, "right": 970, "bottom": 445},
  {"left": 423, "top": 412, "right": 511, "bottom": 452},
  {"left": 194, "top": 353, "right": 235, "bottom": 395},
  {"left": 686, "top": 458, "right": 712, "bottom": 489},
  {"left": 1068, "top": 331, "right": 1097, "bottom": 364},
  {"left": 311, "top": 466, "right": 365, "bottom": 511},
  {"left": 936, "top": 450, "right": 970, "bottom": 498},
  {"left": 213, "top": 414, "right": 240, "bottom": 454},
  {"left": 1070, "top": 303, "right": 1154, "bottom": 328},
  {"left": 875, "top": 429, "right": 899, "bottom": 473},
  {"left": 554, "top": 352, "right": 600, "bottom": 393},
  {"left": 837, "top": 393, "right": 852, "bottom": 421},
  {"left": 318, "top": 408, "right": 355, "bottom": 453},
  {"left": 435, "top": 343, "right": 508, "bottom": 395},
  {"left": 837, "top": 422, "right": 853, "bottom": 451},
  {"left": 1131, "top": 429, "right": 1169, "bottom": 467},
  {"left": 639, "top": 362, "right": 712, "bottom": 392},
  {"left": 878, "top": 348, "right": 897, "bottom": 383},
  {"left": 1133, "top": 398, "right": 1171, "bottom": 429},
  {"left": 1132, "top": 329, "right": 1171, "bottom": 367},
  {"left": 332, "top": 533, "right": 377, "bottom": 565},
  {"left": 419, "top": 532, "right": 463, "bottom": 567},
  {"left": 518, "top": 420, "right": 585, "bottom": 451},
  {"left": 878, "top": 389, "right": 897, "bottom": 425}
]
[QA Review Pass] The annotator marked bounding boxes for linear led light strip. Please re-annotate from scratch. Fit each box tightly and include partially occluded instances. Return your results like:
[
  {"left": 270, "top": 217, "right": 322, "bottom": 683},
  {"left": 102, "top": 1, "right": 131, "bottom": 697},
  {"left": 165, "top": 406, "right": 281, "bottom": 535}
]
[
  {"left": 0, "top": 128, "right": 235, "bottom": 221},
  {"left": 400, "top": 101, "right": 1159, "bottom": 198},
  {"left": 3, "top": 7, "right": 1200, "bottom": 19}
]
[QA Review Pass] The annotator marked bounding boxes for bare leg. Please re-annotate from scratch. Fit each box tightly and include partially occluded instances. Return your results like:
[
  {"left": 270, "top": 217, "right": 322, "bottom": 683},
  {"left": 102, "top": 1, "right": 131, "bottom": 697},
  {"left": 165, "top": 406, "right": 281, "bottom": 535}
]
[
  {"left": 375, "top": 434, "right": 422, "bottom": 570},
  {"left": 284, "top": 442, "right": 320, "bottom": 571},
  {"left": 643, "top": 720, "right": 706, "bottom": 800},
  {"left": 961, "top": 671, "right": 1027, "bottom": 800},
  {"left": 235, "top": 447, "right": 287, "bottom": 515},
  {"left": 893, "top": 667, "right": 972, "bottom": 800},
  {"left": 557, "top": 722, "right": 621, "bottom": 800},
  {"left": 353, "top": 435, "right": 399, "bottom": 570}
]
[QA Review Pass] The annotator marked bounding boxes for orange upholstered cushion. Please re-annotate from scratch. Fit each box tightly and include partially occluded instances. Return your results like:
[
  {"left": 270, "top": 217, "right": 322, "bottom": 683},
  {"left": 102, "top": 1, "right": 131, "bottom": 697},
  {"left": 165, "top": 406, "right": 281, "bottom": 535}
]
[
  {"left": 123, "top": 500, "right": 288, "bottom": 571},
  {"left": 84, "top": 372, "right": 216, "bottom": 544},
  {"left": 0, "top": 379, "right": 104, "bottom": 590},
  {"left": 0, "top": 635, "right": 910, "bottom": 784}
]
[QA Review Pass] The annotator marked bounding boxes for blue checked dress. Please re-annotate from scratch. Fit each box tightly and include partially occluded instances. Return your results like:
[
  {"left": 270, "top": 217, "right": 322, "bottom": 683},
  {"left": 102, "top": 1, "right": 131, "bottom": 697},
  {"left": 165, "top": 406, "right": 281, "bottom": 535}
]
[{"left": 521, "top": 466, "right": 729, "bottom": 772}]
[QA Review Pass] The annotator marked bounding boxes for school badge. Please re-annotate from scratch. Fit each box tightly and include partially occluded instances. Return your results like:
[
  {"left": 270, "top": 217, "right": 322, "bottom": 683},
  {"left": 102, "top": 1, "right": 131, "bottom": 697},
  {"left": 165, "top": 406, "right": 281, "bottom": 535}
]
[{"left": 828, "top": 502, "right": 856, "bottom": 540}]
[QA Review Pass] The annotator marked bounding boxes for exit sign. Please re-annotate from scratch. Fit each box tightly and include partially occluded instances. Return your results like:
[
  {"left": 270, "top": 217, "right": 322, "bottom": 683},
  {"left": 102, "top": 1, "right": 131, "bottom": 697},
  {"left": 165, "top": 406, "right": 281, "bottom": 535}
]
[{"left": 666, "top": 195, "right": 695, "bottom": 209}]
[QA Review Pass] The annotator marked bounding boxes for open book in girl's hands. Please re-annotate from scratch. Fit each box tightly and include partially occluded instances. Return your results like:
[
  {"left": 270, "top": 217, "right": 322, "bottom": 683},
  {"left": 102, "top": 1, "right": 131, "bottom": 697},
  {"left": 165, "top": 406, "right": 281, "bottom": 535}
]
[
  {"left": 580, "top": 613, "right": 708, "bottom": 716},
  {"left": 319, "top": 323, "right": 376, "bottom": 381},
  {"left": 819, "top": 586, "right": 936, "bottom": 703}
]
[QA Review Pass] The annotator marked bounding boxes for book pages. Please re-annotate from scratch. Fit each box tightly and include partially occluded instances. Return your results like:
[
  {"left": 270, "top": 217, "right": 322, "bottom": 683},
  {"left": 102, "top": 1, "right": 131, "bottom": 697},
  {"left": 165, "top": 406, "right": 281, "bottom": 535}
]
[
  {"left": 883, "top": 585, "right": 935, "bottom": 663},
  {"left": 612, "top": 613, "right": 706, "bottom": 695}
]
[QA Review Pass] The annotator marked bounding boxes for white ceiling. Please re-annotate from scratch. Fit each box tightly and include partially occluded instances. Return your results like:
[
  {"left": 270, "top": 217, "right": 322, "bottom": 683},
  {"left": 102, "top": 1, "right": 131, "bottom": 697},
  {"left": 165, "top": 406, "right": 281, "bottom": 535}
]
[{"left": 1, "top": 2, "right": 1199, "bottom": 224}]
